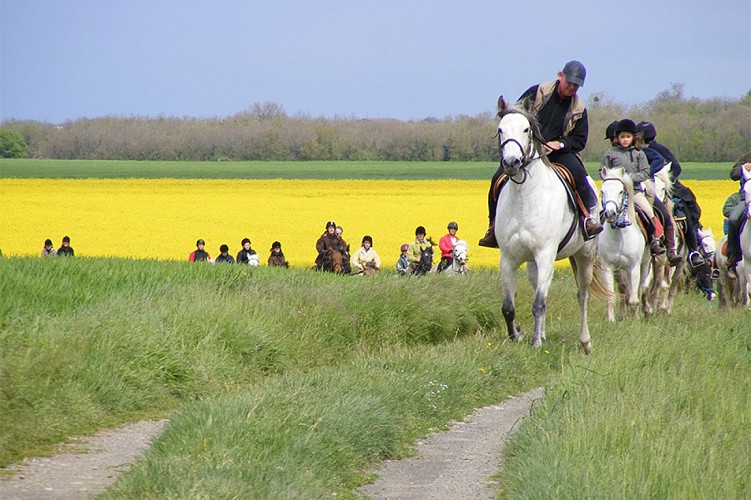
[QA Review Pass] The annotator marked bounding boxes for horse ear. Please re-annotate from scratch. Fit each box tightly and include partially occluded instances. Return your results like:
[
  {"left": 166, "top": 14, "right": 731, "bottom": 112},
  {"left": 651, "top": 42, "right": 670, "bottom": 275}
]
[{"left": 497, "top": 95, "right": 507, "bottom": 116}]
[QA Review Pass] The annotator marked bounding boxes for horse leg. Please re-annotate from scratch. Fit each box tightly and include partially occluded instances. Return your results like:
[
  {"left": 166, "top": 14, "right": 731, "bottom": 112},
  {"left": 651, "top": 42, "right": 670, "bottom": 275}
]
[
  {"left": 570, "top": 253, "right": 593, "bottom": 354},
  {"left": 626, "top": 264, "right": 641, "bottom": 317},
  {"left": 501, "top": 258, "right": 522, "bottom": 342},
  {"left": 601, "top": 265, "right": 616, "bottom": 322},
  {"left": 530, "top": 254, "right": 556, "bottom": 349},
  {"left": 526, "top": 262, "right": 547, "bottom": 342}
]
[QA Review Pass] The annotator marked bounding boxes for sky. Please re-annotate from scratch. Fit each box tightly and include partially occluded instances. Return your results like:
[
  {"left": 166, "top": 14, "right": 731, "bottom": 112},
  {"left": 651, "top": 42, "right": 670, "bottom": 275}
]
[{"left": 1, "top": 0, "right": 750, "bottom": 124}]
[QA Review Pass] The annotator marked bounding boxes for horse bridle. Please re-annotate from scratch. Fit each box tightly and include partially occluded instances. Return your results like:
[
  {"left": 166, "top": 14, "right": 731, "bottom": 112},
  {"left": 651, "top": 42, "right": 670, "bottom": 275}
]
[
  {"left": 496, "top": 126, "right": 535, "bottom": 185},
  {"left": 601, "top": 177, "right": 629, "bottom": 226}
]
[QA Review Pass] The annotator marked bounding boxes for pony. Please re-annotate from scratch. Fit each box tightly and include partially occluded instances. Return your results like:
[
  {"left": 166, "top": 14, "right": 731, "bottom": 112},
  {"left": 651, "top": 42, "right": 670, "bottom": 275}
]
[
  {"left": 494, "top": 96, "right": 603, "bottom": 353},
  {"left": 319, "top": 249, "right": 343, "bottom": 273},
  {"left": 412, "top": 246, "right": 434, "bottom": 276},
  {"left": 598, "top": 166, "right": 652, "bottom": 320},
  {"left": 737, "top": 166, "right": 751, "bottom": 307},
  {"left": 435, "top": 240, "right": 469, "bottom": 276}
]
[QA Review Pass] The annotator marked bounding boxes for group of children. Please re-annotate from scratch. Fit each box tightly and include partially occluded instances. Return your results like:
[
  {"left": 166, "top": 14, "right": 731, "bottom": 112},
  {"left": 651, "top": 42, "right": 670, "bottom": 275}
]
[
  {"left": 189, "top": 238, "right": 288, "bottom": 268},
  {"left": 41, "top": 236, "right": 74, "bottom": 257}
]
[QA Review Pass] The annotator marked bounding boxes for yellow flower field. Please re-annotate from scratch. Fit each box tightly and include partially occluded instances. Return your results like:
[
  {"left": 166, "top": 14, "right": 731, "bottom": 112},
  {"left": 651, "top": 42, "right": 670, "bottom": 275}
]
[{"left": 0, "top": 179, "right": 736, "bottom": 268}]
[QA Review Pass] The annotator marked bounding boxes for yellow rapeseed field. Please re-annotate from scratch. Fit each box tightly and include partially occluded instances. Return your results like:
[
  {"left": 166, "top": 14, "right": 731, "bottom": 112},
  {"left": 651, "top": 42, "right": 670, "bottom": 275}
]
[{"left": 0, "top": 179, "right": 736, "bottom": 268}]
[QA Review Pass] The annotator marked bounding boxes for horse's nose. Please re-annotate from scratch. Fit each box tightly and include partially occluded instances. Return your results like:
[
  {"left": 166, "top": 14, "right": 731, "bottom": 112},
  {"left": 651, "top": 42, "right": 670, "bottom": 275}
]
[{"left": 503, "top": 156, "right": 521, "bottom": 173}]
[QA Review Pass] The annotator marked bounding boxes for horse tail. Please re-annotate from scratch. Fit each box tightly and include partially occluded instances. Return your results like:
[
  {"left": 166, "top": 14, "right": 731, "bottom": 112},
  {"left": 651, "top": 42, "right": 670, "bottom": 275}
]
[{"left": 569, "top": 255, "right": 614, "bottom": 301}]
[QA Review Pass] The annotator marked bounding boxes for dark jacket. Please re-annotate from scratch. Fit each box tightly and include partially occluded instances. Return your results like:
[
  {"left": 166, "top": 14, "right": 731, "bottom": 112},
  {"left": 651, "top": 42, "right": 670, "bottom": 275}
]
[
  {"left": 57, "top": 246, "right": 74, "bottom": 256},
  {"left": 189, "top": 249, "right": 209, "bottom": 262},
  {"left": 642, "top": 147, "right": 666, "bottom": 177},
  {"left": 268, "top": 252, "right": 289, "bottom": 268},
  {"left": 647, "top": 141, "right": 682, "bottom": 180},
  {"left": 236, "top": 249, "right": 259, "bottom": 265},
  {"left": 315, "top": 232, "right": 347, "bottom": 267},
  {"left": 518, "top": 81, "right": 588, "bottom": 154},
  {"left": 215, "top": 254, "right": 235, "bottom": 264}
]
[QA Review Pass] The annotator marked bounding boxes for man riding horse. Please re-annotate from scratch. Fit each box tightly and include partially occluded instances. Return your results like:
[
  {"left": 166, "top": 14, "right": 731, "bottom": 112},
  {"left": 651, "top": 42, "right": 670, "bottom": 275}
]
[{"left": 479, "top": 60, "right": 603, "bottom": 248}]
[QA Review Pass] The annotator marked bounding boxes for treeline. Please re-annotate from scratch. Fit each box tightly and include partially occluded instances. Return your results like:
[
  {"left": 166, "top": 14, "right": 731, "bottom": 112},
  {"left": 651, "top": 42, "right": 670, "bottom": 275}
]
[{"left": 2, "top": 87, "right": 750, "bottom": 162}]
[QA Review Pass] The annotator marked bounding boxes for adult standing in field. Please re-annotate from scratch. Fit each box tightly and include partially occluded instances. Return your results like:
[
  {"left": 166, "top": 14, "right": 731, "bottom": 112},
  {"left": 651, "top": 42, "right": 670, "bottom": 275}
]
[
  {"left": 351, "top": 235, "right": 382, "bottom": 275},
  {"left": 41, "top": 238, "right": 56, "bottom": 257},
  {"left": 406, "top": 226, "right": 436, "bottom": 275},
  {"left": 315, "top": 221, "right": 347, "bottom": 272},
  {"left": 267, "top": 241, "right": 289, "bottom": 268},
  {"left": 57, "top": 236, "right": 74, "bottom": 256},
  {"left": 215, "top": 244, "right": 235, "bottom": 264},
  {"left": 725, "top": 152, "right": 751, "bottom": 278},
  {"left": 437, "top": 222, "right": 459, "bottom": 272},
  {"left": 236, "top": 238, "right": 259, "bottom": 266},
  {"left": 189, "top": 239, "right": 209, "bottom": 262},
  {"left": 479, "top": 60, "right": 603, "bottom": 248}
]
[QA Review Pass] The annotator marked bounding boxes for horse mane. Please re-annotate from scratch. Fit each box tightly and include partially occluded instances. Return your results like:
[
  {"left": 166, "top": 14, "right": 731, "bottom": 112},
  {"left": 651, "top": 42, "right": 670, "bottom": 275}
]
[
  {"left": 496, "top": 100, "right": 547, "bottom": 160},
  {"left": 654, "top": 166, "right": 674, "bottom": 200},
  {"left": 603, "top": 167, "right": 637, "bottom": 222}
]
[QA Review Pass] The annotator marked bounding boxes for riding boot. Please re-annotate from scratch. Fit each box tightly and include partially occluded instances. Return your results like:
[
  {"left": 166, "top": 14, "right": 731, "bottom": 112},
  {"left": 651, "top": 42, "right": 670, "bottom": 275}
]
[
  {"left": 664, "top": 224, "right": 681, "bottom": 266},
  {"left": 478, "top": 220, "right": 498, "bottom": 248}
]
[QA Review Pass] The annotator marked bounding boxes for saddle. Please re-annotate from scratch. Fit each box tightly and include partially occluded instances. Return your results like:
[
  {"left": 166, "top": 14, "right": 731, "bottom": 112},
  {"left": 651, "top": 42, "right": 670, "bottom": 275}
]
[{"left": 493, "top": 162, "right": 587, "bottom": 250}]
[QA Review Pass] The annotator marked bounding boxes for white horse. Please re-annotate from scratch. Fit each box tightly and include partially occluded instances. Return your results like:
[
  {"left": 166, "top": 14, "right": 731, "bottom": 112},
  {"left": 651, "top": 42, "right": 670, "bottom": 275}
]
[
  {"left": 737, "top": 166, "right": 751, "bottom": 307},
  {"left": 439, "top": 240, "right": 469, "bottom": 276},
  {"left": 494, "top": 97, "right": 603, "bottom": 353},
  {"left": 598, "top": 167, "right": 652, "bottom": 321}
]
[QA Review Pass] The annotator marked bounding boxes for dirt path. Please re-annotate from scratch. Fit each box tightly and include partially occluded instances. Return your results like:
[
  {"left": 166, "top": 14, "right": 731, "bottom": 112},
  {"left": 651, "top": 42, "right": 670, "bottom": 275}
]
[
  {"left": 359, "top": 387, "right": 544, "bottom": 499},
  {"left": 0, "top": 420, "right": 168, "bottom": 499},
  {"left": 0, "top": 388, "right": 543, "bottom": 499}
]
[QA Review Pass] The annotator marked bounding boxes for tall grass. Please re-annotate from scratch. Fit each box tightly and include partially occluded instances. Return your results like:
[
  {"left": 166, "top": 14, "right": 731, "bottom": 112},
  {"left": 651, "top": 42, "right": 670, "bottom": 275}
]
[
  {"left": 2, "top": 257, "right": 748, "bottom": 497},
  {"left": 498, "top": 302, "right": 750, "bottom": 498}
]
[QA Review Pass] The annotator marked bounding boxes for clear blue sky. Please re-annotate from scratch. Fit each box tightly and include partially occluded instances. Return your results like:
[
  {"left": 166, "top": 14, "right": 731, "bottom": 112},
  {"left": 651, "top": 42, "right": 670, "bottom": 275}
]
[{"left": 2, "top": 0, "right": 749, "bottom": 123}]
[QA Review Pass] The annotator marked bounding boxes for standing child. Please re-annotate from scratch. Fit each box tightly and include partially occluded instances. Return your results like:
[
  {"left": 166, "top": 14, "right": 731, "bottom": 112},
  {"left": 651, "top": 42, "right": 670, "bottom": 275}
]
[
  {"left": 215, "top": 244, "right": 236, "bottom": 264},
  {"left": 237, "top": 238, "right": 260, "bottom": 266},
  {"left": 57, "top": 236, "right": 75, "bottom": 256},
  {"left": 396, "top": 244, "right": 410, "bottom": 275},
  {"left": 189, "top": 239, "right": 209, "bottom": 262},
  {"left": 268, "top": 241, "right": 289, "bottom": 268},
  {"left": 41, "top": 238, "right": 56, "bottom": 257}
]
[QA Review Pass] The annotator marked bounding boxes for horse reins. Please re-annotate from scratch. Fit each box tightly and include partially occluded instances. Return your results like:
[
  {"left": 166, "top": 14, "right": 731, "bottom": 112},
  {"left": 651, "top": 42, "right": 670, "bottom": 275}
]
[{"left": 496, "top": 127, "right": 535, "bottom": 185}]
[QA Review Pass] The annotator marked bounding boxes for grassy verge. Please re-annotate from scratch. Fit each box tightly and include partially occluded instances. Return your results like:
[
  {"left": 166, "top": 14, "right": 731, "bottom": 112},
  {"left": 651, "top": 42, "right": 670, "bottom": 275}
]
[
  {"left": 2, "top": 257, "right": 747, "bottom": 497},
  {"left": 0, "top": 158, "right": 731, "bottom": 180},
  {"left": 498, "top": 300, "right": 750, "bottom": 498}
]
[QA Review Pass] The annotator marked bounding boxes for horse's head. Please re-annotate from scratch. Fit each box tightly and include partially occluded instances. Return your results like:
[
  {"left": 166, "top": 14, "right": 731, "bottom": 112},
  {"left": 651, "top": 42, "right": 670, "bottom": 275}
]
[
  {"left": 600, "top": 167, "right": 634, "bottom": 224},
  {"left": 697, "top": 226, "right": 716, "bottom": 257},
  {"left": 653, "top": 163, "right": 673, "bottom": 203},
  {"left": 496, "top": 96, "right": 543, "bottom": 178},
  {"left": 743, "top": 167, "right": 751, "bottom": 219},
  {"left": 452, "top": 240, "right": 468, "bottom": 265},
  {"left": 414, "top": 246, "right": 433, "bottom": 275}
]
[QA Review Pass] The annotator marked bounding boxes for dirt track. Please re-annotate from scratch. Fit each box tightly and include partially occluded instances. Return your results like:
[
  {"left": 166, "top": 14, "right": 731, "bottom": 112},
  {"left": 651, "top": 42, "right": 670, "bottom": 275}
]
[{"left": 0, "top": 388, "right": 543, "bottom": 499}]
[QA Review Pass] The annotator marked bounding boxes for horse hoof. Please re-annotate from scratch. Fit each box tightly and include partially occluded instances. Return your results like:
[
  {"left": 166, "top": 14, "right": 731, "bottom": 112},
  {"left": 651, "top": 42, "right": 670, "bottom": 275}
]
[
  {"left": 707, "top": 292, "right": 716, "bottom": 301},
  {"left": 531, "top": 339, "right": 542, "bottom": 349},
  {"left": 581, "top": 341, "right": 592, "bottom": 355}
]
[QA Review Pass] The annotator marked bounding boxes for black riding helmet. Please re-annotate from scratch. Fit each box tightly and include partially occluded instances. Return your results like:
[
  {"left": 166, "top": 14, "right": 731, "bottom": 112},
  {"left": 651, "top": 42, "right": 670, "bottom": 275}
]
[
  {"left": 326, "top": 221, "right": 336, "bottom": 230},
  {"left": 604, "top": 120, "right": 619, "bottom": 140},
  {"left": 362, "top": 235, "right": 373, "bottom": 245},
  {"left": 447, "top": 221, "right": 458, "bottom": 230},
  {"left": 636, "top": 121, "right": 657, "bottom": 142},
  {"left": 415, "top": 226, "right": 426, "bottom": 236},
  {"left": 615, "top": 118, "right": 637, "bottom": 135}
]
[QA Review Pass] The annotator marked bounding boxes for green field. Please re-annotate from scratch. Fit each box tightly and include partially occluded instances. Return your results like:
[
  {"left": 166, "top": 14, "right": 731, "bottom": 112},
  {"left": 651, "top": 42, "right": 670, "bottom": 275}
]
[
  {"left": 0, "top": 158, "right": 732, "bottom": 180},
  {"left": 1, "top": 258, "right": 748, "bottom": 497}
]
